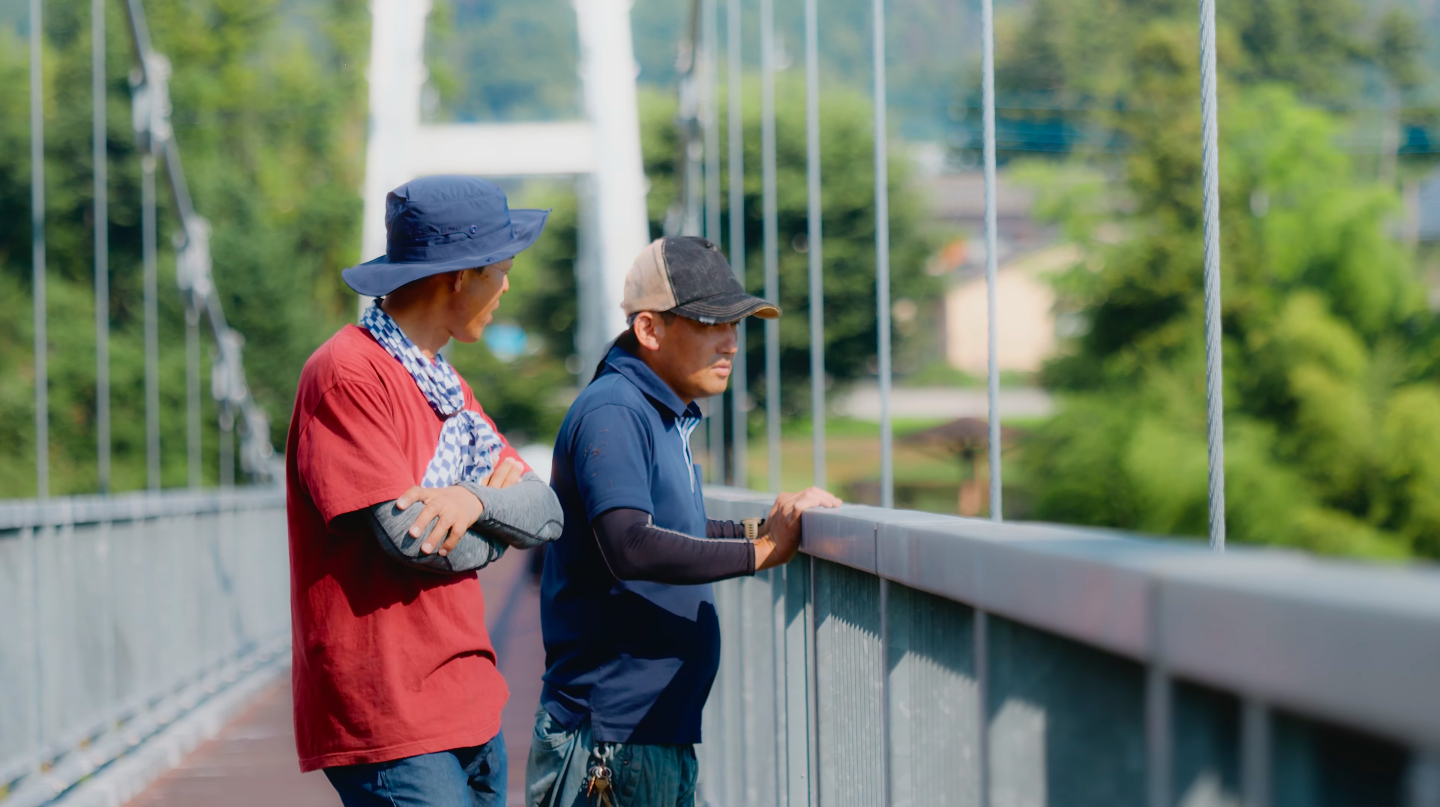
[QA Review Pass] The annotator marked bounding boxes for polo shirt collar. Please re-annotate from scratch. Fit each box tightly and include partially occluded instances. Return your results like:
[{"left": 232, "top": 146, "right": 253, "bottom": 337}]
[{"left": 603, "top": 345, "right": 701, "bottom": 420}]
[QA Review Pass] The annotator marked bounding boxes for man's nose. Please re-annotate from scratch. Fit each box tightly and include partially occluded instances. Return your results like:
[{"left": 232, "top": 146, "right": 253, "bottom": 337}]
[{"left": 717, "top": 323, "right": 738, "bottom": 355}]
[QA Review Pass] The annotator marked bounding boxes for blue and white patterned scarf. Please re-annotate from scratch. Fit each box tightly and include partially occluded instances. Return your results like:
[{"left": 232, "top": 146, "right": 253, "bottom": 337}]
[{"left": 361, "top": 301, "right": 505, "bottom": 488}]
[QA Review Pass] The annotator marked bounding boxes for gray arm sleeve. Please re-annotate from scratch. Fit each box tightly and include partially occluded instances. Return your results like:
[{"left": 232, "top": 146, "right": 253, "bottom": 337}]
[
  {"left": 366, "top": 472, "right": 563, "bottom": 575},
  {"left": 457, "top": 472, "right": 564, "bottom": 550},
  {"left": 368, "top": 500, "right": 506, "bottom": 575}
]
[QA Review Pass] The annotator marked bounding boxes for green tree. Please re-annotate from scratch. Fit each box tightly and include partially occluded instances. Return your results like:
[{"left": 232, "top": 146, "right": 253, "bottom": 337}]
[
  {"left": 985, "top": 0, "right": 1370, "bottom": 159},
  {"left": 1, "top": 0, "right": 367, "bottom": 495},
  {"left": 1017, "top": 22, "right": 1440, "bottom": 558},
  {"left": 505, "top": 84, "right": 938, "bottom": 426}
]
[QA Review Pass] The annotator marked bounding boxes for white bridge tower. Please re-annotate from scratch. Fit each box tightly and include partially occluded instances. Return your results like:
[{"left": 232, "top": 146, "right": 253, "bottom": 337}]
[{"left": 360, "top": 0, "right": 651, "bottom": 374}]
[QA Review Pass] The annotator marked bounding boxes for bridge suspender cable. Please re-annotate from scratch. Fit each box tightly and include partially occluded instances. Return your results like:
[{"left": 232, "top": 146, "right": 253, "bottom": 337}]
[
  {"left": 982, "top": 0, "right": 1002, "bottom": 523},
  {"left": 805, "top": 0, "right": 825, "bottom": 492},
  {"left": 1198, "top": 0, "right": 1227, "bottom": 552},
  {"left": 31, "top": 0, "right": 47, "bottom": 501},
  {"left": 94, "top": 0, "right": 111, "bottom": 495},
  {"left": 761, "top": 0, "right": 781, "bottom": 496},
  {"left": 727, "top": 0, "right": 746, "bottom": 489},
  {"left": 122, "top": 0, "right": 278, "bottom": 487},
  {"left": 979, "top": 5, "right": 1001, "bottom": 807},
  {"left": 701, "top": 0, "right": 723, "bottom": 484},
  {"left": 873, "top": 0, "right": 894, "bottom": 510}
]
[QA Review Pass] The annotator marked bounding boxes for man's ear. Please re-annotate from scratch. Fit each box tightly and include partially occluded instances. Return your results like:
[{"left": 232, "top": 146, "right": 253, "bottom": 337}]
[
  {"left": 632, "top": 312, "right": 664, "bottom": 351},
  {"left": 450, "top": 270, "right": 467, "bottom": 293}
]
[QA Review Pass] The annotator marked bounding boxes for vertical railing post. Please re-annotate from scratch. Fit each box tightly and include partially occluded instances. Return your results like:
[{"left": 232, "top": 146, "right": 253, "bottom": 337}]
[
  {"left": 981, "top": 0, "right": 1001, "bottom": 521},
  {"left": 807, "top": 555, "right": 821, "bottom": 807},
  {"left": 25, "top": 523, "right": 42, "bottom": 775},
  {"left": 879, "top": 576, "right": 893, "bottom": 807},
  {"left": 727, "top": 0, "right": 747, "bottom": 489},
  {"left": 974, "top": 607, "right": 990, "bottom": 807},
  {"left": 760, "top": 0, "right": 781, "bottom": 494},
  {"left": 784, "top": 559, "right": 813, "bottom": 807},
  {"left": 1408, "top": 750, "right": 1440, "bottom": 807},
  {"left": 94, "top": 0, "right": 111, "bottom": 495},
  {"left": 872, "top": 0, "right": 893, "bottom": 509},
  {"left": 770, "top": 570, "right": 788, "bottom": 807},
  {"left": 1241, "top": 699, "right": 1271, "bottom": 807},
  {"left": 1146, "top": 666, "right": 1173, "bottom": 807},
  {"left": 804, "top": 0, "right": 825, "bottom": 491},
  {"left": 1198, "top": 0, "right": 1227, "bottom": 551},
  {"left": 32, "top": 0, "right": 48, "bottom": 501}
]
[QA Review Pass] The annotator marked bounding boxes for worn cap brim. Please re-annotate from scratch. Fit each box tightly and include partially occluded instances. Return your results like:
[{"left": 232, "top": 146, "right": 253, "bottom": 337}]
[{"left": 671, "top": 291, "right": 781, "bottom": 324}]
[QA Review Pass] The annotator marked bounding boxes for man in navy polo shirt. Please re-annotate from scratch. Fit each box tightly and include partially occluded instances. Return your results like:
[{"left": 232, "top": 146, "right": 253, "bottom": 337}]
[{"left": 527, "top": 237, "right": 840, "bottom": 806}]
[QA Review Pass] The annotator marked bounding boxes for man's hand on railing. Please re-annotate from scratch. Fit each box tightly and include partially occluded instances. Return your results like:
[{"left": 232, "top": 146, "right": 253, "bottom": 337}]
[{"left": 754, "top": 487, "right": 843, "bottom": 571}]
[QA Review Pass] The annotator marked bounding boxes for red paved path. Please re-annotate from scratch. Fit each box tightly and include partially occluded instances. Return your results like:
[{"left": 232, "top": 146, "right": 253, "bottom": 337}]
[{"left": 124, "top": 548, "right": 546, "bottom": 807}]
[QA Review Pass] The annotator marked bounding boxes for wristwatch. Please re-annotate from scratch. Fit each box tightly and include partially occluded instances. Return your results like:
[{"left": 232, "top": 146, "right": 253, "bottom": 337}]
[{"left": 741, "top": 517, "right": 766, "bottom": 541}]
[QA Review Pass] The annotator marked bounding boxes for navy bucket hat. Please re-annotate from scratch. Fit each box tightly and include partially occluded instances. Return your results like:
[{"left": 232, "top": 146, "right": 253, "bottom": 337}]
[{"left": 342, "top": 175, "right": 550, "bottom": 297}]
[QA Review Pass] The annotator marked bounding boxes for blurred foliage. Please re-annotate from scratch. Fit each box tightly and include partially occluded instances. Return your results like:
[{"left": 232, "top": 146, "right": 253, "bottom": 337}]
[
  {"left": 979, "top": 0, "right": 1440, "bottom": 166},
  {"left": 1, "top": 0, "right": 367, "bottom": 495},
  {"left": 1012, "top": 12, "right": 1440, "bottom": 558},
  {"left": 423, "top": 0, "right": 971, "bottom": 141},
  {"left": 424, "top": 0, "right": 581, "bottom": 123},
  {"left": 507, "top": 84, "right": 939, "bottom": 425}
]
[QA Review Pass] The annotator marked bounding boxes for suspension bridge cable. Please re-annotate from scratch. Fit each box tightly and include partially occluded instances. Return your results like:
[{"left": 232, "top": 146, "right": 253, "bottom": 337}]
[
  {"left": 31, "top": 0, "right": 47, "bottom": 500},
  {"left": 982, "top": 0, "right": 1002, "bottom": 522},
  {"left": 980, "top": 6, "right": 1002, "bottom": 802},
  {"left": 143, "top": 154, "right": 160, "bottom": 491},
  {"left": 805, "top": 0, "right": 825, "bottom": 490},
  {"left": 761, "top": 0, "right": 781, "bottom": 494},
  {"left": 1199, "top": 0, "right": 1226, "bottom": 551},
  {"left": 873, "top": 0, "right": 893, "bottom": 509},
  {"left": 94, "top": 0, "right": 111, "bottom": 495},
  {"left": 121, "top": 0, "right": 278, "bottom": 486},
  {"left": 727, "top": 0, "right": 746, "bottom": 489},
  {"left": 702, "top": 0, "right": 723, "bottom": 485}
]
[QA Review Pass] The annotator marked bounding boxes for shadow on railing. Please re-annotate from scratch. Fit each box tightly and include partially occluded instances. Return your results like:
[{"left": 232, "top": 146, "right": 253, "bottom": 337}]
[
  {"left": 699, "top": 487, "right": 1440, "bottom": 807},
  {"left": 0, "top": 489, "right": 289, "bottom": 807}
]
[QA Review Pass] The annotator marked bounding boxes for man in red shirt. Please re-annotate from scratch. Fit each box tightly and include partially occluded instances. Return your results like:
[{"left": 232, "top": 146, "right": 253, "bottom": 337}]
[{"left": 286, "top": 175, "right": 562, "bottom": 806}]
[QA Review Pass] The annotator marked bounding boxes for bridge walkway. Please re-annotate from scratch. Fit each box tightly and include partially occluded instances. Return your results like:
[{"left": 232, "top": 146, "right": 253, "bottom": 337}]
[{"left": 122, "top": 548, "right": 546, "bottom": 807}]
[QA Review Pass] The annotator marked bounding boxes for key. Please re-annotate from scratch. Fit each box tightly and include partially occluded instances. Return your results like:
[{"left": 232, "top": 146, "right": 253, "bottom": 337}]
[{"left": 585, "top": 744, "right": 616, "bottom": 807}]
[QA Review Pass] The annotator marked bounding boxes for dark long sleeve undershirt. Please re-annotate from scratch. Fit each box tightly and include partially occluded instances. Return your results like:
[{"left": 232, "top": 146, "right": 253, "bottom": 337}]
[
  {"left": 706, "top": 518, "right": 746, "bottom": 539},
  {"left": 593, "top": 508, "right": 755, "bottom": 585}
]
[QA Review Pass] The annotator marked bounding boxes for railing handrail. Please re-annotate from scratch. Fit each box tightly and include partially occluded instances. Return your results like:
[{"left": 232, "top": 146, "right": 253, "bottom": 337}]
[
  {"left": 0, "top": 486, "right": 285, "bottom": 532},
  {"left": 703, "top": 486, "right": 1440, "bottom": 750}
]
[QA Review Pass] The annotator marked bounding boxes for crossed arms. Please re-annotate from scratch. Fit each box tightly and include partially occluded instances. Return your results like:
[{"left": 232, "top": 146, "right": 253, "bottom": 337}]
[{"left": 363, "top": 457, "right": 563, "bottom": 575}]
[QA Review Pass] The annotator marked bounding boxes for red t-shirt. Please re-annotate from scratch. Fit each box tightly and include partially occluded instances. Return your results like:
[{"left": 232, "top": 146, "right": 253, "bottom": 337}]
[{"left": 285, "top": 324, "right": 524, "bottom": 771}]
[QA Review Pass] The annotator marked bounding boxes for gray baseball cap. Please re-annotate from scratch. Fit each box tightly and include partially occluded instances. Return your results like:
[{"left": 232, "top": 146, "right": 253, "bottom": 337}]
[{"left": 622, "top": 237, "right": 780, "bottom": 324}]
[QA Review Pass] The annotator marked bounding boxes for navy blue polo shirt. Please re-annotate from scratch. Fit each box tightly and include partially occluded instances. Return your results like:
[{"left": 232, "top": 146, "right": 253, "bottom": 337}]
[{"left": 540, "top": 345, "right": 715, "bottom": 744}]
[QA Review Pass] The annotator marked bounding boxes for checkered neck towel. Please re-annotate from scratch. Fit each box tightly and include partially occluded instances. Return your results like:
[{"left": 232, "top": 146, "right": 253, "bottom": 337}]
[{"left": 361, "top": 301, "right": 505, "bottom": 488}]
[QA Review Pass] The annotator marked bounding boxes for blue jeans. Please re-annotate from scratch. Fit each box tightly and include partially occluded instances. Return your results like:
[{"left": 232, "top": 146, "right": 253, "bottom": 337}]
[
  {"left": 525, "top": 704, "right": 697, "bottom": 807},
  {"left": 324, "top": 735, "right": 507, "bottom": 807}
]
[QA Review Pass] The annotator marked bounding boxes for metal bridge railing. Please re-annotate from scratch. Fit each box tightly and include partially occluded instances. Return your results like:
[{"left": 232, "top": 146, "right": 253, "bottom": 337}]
[
  {"left": 0, "top": 489, "right": 289, "bottom": 807},
  {"left": 699, "top": 488, "right": 1440, "bottom": 807}
]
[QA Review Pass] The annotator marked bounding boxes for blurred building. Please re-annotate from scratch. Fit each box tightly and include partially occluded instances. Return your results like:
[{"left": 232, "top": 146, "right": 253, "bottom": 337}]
[
  {"left": 921, "top": 168, "right": 1072, "bottom": 375},
  {"left": 939, "top": 242, "right": 1079, "bottom": 374}
]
